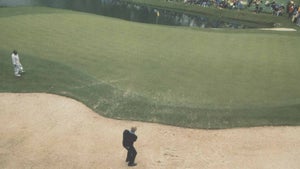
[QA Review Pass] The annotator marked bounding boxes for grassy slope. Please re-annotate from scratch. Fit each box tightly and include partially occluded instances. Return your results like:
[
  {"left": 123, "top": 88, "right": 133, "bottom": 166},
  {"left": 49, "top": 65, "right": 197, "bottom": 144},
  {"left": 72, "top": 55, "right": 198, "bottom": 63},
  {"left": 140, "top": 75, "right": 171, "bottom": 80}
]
[
  {"left": 125, "top": 0, "right": 300, "bottom": 29},
  {"left": 0, "top": 7, "right": 299, "bottom": 128}
]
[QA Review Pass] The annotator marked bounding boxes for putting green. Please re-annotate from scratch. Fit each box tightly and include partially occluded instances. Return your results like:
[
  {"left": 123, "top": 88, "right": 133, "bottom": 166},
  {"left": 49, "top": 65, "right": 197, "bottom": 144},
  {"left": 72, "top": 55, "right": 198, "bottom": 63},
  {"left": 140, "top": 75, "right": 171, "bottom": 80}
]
[{"left": 0, "top": 7, "right": 299, "bottom": 128}]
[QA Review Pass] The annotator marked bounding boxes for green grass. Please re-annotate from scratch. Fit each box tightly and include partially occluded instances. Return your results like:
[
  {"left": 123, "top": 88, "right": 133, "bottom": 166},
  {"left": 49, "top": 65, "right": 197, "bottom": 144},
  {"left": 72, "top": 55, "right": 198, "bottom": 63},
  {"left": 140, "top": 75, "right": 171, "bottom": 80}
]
[{"left": 0, "top": 7, "right": 299, "bottom": 129}]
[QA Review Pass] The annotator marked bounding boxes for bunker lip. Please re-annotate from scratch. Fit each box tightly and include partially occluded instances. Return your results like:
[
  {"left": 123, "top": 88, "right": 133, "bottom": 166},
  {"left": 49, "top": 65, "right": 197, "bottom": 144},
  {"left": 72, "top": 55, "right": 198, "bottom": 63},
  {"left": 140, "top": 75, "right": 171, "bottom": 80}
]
[
  {"left": 1, "top": 93, "right": 299, "bottom": 169},
  {"left": 258, "top": 27, "right": 297, "bottom": 31}
]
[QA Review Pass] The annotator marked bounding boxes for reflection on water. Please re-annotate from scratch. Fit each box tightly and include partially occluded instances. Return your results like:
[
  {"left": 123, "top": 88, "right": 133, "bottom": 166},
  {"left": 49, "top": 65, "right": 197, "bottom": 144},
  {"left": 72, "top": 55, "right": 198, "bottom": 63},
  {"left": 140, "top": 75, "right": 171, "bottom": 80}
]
[{"left": 1, "top": 0, "right": 269, "bottom": 28}]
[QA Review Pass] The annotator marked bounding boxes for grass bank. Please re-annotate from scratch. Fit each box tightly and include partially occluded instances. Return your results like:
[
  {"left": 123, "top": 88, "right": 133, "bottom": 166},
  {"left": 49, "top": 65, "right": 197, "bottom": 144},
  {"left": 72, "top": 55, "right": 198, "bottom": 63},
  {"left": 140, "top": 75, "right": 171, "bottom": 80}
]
[
  {"left": 0, "top": 7, "right": 299, "bottom": 128},
  {"left": 124, "top": 0, "right": 300, "bottom": 29}
]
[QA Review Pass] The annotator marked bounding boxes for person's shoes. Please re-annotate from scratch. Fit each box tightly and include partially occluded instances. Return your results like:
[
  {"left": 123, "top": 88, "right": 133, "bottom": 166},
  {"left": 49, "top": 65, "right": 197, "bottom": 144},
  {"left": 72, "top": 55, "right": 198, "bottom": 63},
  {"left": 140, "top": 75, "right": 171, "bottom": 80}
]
[
  {"left": 128, "top": 163, "right": 137, "bottom": 167},
  {"left": 15, "top": 74, "right": 21, "bottom": 77}
]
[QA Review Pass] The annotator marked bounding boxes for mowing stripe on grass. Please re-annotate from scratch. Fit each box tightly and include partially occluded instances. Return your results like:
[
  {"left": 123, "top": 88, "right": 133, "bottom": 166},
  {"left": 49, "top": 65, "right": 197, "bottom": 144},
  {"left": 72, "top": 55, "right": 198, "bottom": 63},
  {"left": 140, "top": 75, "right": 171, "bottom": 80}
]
[{"left": 0, "top": 7, "right": 299, "bottom": 128}]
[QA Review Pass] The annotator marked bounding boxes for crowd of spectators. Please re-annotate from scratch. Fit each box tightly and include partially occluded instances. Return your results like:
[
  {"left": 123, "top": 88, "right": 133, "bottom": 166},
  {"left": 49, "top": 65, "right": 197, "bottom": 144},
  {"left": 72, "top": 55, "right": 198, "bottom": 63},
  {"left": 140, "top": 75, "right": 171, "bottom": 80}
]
[
  {"left": 287, "top": 0, "right": 300, "bottom": 26},
  {"left": 183, "top": 0, "right": 300, "bottom": 26}
]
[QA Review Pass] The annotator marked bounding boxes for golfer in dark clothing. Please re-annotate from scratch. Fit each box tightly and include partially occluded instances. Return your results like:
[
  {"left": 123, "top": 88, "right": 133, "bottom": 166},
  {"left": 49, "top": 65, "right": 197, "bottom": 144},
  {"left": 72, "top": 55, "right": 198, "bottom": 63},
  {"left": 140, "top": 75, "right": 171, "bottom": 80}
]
[{"left": 123, "top": 127, "right": 137, "bottom": 167}]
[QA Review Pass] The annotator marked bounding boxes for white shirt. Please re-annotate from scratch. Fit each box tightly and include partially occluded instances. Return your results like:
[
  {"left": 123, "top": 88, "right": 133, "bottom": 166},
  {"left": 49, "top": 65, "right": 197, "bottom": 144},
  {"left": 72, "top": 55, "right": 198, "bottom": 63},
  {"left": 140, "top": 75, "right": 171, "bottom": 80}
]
[{"left": 11, "top": 53, "right": 20, "bottom": 65}]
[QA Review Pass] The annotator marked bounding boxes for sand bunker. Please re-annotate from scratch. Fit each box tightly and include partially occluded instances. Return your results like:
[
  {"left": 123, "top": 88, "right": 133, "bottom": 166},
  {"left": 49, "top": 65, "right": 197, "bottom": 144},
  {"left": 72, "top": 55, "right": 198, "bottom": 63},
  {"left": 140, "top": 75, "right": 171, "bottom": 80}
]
[
  {"left": 258, "top": 28, "right": 297, "bottom": 31},
  {"left": 0, "top": 93, "right": 299, "bottom": 169}
]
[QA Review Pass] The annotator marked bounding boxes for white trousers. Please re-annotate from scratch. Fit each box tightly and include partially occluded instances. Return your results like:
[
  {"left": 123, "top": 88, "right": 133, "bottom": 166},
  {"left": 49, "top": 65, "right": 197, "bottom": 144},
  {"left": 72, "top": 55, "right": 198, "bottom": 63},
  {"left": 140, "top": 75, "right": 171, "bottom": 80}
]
[{"left": 14, "top": 64, "right": 24, "bottom": 76}]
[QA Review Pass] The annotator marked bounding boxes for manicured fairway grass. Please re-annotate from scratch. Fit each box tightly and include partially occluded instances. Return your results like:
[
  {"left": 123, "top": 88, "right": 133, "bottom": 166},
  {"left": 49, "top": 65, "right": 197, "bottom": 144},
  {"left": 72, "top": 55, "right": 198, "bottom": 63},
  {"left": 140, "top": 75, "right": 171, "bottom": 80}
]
[{"left": 0, "top": 7, "right": 299, "bottom": 128}]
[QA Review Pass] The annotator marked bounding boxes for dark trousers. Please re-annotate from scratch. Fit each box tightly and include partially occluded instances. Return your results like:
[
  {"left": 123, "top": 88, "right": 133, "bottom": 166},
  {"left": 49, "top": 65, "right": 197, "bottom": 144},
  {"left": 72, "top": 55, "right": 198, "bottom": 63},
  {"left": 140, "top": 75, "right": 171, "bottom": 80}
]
[{"left": 124, "top": 146, "right": 137, "bottom": 165}]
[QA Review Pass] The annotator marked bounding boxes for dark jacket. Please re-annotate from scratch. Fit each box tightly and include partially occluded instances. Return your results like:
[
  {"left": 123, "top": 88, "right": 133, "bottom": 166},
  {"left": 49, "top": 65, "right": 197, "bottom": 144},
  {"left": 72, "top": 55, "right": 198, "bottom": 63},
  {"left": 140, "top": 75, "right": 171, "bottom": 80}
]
[{"left": 123, "top": 129, "right": 137, "bottom": 147}]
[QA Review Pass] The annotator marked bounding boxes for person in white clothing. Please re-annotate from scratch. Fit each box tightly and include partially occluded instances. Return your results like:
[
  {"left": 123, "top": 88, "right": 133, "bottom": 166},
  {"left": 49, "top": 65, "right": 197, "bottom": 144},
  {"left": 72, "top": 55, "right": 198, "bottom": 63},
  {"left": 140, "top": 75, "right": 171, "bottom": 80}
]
[{"left": 11, "top": 50, "right": 24, "bottom": 77}]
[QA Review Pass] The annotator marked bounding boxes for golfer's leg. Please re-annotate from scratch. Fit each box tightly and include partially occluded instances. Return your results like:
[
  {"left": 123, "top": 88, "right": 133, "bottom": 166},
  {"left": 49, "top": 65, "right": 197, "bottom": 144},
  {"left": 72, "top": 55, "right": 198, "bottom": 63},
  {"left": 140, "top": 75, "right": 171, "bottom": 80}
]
[
  {"left": 14, "top": 65, "right": 19, "bottom": 76},
  {"left": 126, "top": 149, "right": 130, "bottom": 162},
  {"left": 18, "top": 64, "right": 24, "bottom": 73},
  {"left": 128, "top": 146, "right": 137, "bottom": 165},
  {"left": 131, "top": 147, "right": 137, "bottom": 163}
]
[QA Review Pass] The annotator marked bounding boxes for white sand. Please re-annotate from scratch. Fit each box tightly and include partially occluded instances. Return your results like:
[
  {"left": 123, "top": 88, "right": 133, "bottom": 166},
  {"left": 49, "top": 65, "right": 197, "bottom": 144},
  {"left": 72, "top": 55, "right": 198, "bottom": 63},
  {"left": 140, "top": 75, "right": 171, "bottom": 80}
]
[
  {"left": 0, "top": 93, "right": 299, "bottom": 169},
  {"left": 258, "top": 28, "right": 297, "bottom": 31}
]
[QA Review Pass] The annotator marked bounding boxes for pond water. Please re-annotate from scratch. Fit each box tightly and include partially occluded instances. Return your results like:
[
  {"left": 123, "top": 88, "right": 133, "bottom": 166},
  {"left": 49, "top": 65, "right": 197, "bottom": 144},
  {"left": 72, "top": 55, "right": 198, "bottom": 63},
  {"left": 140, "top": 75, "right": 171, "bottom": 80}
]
[{"left": 1, "top": 0, "right": 270, "bottom": 28}]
